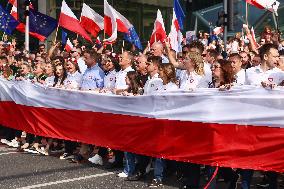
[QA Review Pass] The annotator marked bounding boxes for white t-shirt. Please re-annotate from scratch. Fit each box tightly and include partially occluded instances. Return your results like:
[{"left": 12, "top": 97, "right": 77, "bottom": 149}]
[
  {"left": 245, "top": 65, "right": 284, "bottom": 86},
  {"left": 78, "top": 57, "right": 87, "bottom": 74},
  {"left": 115, "top": 66, "right": 134, "bottom": 90},
  {"left": 64, "top": 71, "right": 82, "bottom": 89},
  {"left": 179, "top": 70, "right": 208, "bottom": 90},
  {"left": 204, "top": 62, "right": 213, "bottom": 87},
  {"left": 235, "top": 69, "right": 246, "bottom": 85},
  {"left": 143, "top": 73, "right": 163, "bottom": 95},
  {"left": 104, "top": 70, "right": 116, "bottom": 89},
  {"left": 45, "top": 76, "right": 55, "bottom": 87},
  {"left": 160, "top": 82, "right": 179, "bottom": 92}
]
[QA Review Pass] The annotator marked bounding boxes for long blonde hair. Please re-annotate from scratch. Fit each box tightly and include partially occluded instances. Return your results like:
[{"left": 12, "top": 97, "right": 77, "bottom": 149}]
[{"left": 184, "top": 51, "right": 204, "bottom": 75}]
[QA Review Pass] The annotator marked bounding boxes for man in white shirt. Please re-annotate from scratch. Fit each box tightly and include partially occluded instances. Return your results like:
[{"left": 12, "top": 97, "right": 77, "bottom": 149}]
[
  {"left": 229, "top": 53, "right": 246, "bottom": 85},
  {"left": 143, "top": 56, "right": 163, "bottom": 95},
  {"left": 246, "top": 44, "right": 283, "bottom": 86},
  {"left": 150, "top": 42, "right": 169, "bottom": 63},
  {"left": 71, "top": 47, "right": 87, "bottom": 74},
  {"left": 203, "top": 49, "right": 218, "bottom": 86},
  {"left": 114, "top": 51, "right": 135, "bottom": 94}
]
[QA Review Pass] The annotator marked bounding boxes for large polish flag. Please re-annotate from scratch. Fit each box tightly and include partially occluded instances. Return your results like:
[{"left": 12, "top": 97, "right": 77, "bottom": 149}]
[
  {"left": 1, "top": 79, "right": 284, "bottom": 173},
  {"left": 80, "top": 3, "right": 104, "bottom": 38},
  {"left": 59, "top": 0, "right": 92, "bottom": 42},
  {"left": 150, "top": 9, "right": 167, "bottom": 44},
  {"left": 168, "top": 9, "right": 183, "bottom": 52}
]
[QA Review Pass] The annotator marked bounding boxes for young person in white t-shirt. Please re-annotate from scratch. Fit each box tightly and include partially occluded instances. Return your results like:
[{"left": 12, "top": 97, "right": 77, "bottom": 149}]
[
  {"left": 158, "top": 63, "right": 178, "bottom": 91},
  {"left": 229, "top": 53, "right": 246, "bottom": 85},
  {"left": 143, "top": 56, "right": 163, "bottom": 95}
]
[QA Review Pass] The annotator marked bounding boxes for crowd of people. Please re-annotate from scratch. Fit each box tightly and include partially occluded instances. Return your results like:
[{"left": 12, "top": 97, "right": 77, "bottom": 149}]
[{"left": 0, "top": 24, "right": 284, "bottom": 189}]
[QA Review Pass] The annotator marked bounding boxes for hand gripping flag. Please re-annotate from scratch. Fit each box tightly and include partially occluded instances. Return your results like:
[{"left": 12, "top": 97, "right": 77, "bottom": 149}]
[
  {"left": 80, "top": 3, "right": 104, "bottom": 38},
  {"left": 59, "top": 0, "right": 92, "bottom": 42},
  {"left": 0, "top": 5, "right": 19, "bottom": 35}
]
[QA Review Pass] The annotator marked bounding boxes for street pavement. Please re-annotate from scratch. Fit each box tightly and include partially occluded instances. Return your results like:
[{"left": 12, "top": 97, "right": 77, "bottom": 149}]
[{"left": 0, "top": 144, "right": 283, "bottom": 189}]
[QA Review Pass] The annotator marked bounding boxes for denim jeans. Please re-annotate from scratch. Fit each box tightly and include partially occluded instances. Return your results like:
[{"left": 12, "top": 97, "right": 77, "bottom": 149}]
[
  {"left": 124, "top": 152, "right": 136, "bottom": 176},
  {"left": 240, "top": 169, "right": 254, "bottom": 189},
  {"left": 154, "top": 158, "right": 165, "bottom": 181}
]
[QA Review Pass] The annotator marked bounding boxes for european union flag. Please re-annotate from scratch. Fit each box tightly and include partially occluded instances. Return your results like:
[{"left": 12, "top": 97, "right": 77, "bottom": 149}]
[
  {"left": 124, "top": 27, "right": 142, "bottom": 50},
  {"left": 29, "top": 9, "right": 58, "bottom": 39},
  {"left": 0, "top": 5, "right": 19, "bottom": 35}
]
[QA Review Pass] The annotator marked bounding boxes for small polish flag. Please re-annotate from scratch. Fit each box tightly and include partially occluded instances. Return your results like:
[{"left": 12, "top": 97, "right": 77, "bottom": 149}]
[
  {"left": 213, "top": 27, "right": 223, "bottom": 35},
  {"left": 65, "top": 38, "right": 74, "bottom": 52},
  {"left": 250, "top": 27, "right": 260, "bottom": 48}
]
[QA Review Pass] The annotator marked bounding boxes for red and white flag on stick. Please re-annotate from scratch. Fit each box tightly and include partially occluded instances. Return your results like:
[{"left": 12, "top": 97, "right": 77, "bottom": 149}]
[
  {"left": 104, "top": 0, "right": 118, "bottom": 43},
  {"left": 65, "top": 38, "right": 74, "bottom": 52},
  {"left": 168, "top": 9, "right": 183, "bottom": 52},
  {"left": 80, "top": 3, "right": 104, "bottom": 38},
  {"left": 8, "top": 0, "right": 18, "bottom": 19},
  {"left": 250, "top": 27, "right": 261, "bottom": 48},
  {"left": 150, "top": 9, "right": 167, "bottom": 45},
  {"left": 213, "top": 27, "right": 224, "bottom": 35},
  {"left": 246, "top": 0, "right": 280, "bottom": 14},
  {"left": 59, "top": 0, "right": 92, "bottom": 42}
]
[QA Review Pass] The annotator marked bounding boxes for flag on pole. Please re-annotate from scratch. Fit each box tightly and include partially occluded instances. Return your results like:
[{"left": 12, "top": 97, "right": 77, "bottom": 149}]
[
  {"left": 29, "top": 9, "right": 58, "bottom": 41},
  {"left": 8, "top": 0, "right": 18, "bottom": 19},
  {"left": 104, "top": 0, "right": 142, "bottom": 49},
  {"left": 168, "top": 8, "right": 183, "bottom": 52},
  {"left": 0, "top": 4, "right": 19, "bottom": 35},
  {"left": 65, "top": 38, "right": 74, "bottom": 52},
  {"left": 174, "top": 0, "right": 185, "bottom": 31},
  {"left": 250, "top": 27, "right": 260, "bottom": 48},
  {"left": 213, "top": 26, "right": 223, "bottom": 35},
  {"left": 246, "top": 0, "right": 280, "bottom": 13},
  {"left": 8, "top": 0, "right": 47, "bottom": 41},
  {"left": 150, "top": 9, "right": 167, "bottom": 44},
  {"left": 59, "top": 0, "right": 92, "bottom": 42},
  {"left": 80, "top": 3, "right": 104, "bottom": 38}
]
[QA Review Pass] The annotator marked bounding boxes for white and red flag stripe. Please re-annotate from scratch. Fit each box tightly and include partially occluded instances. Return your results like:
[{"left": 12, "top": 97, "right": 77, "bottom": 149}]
[
  {"left": 1, "top": 80, "right": 284, "bottom": 173},
  {"left": 80, "top": 3, "right": 104, "bottom": 38},
  {"left": 250, "top": 27, "right": 260, "bottom": 48},
  {"left": 65, "top": 38, "right": 74, "bottom": 52},
  {"left": 150, "top": 9, "right": 167, "bottom": 44},
  {"left": 9, "top": 0, "right": 18, "bottom": 19},
  {"left": 104, "top": 0, "right": 118, "bottom": 43},
  {"left": 59, "top": 0, "right": 92, "bottom": 42},
  {"left": 103, "top": 0, "right": 131, "bottom": 43},
  {"left": 246, "top": 0, "right": 280, "bottom": 13},
  {"left": 168, "top": 8, "right": 183, "bottom": 52}
]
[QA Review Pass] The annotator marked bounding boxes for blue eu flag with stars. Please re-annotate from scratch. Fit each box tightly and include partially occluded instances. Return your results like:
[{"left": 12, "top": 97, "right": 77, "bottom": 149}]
[
  {"left": 0, "top": 5, "right": 19, "bottom": 35},
  {"left": 29, "top": 9, "right": 58, "bottom": 39},
  {"left": 124, "top": 27, "right": 142, "bottom": 50}
]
